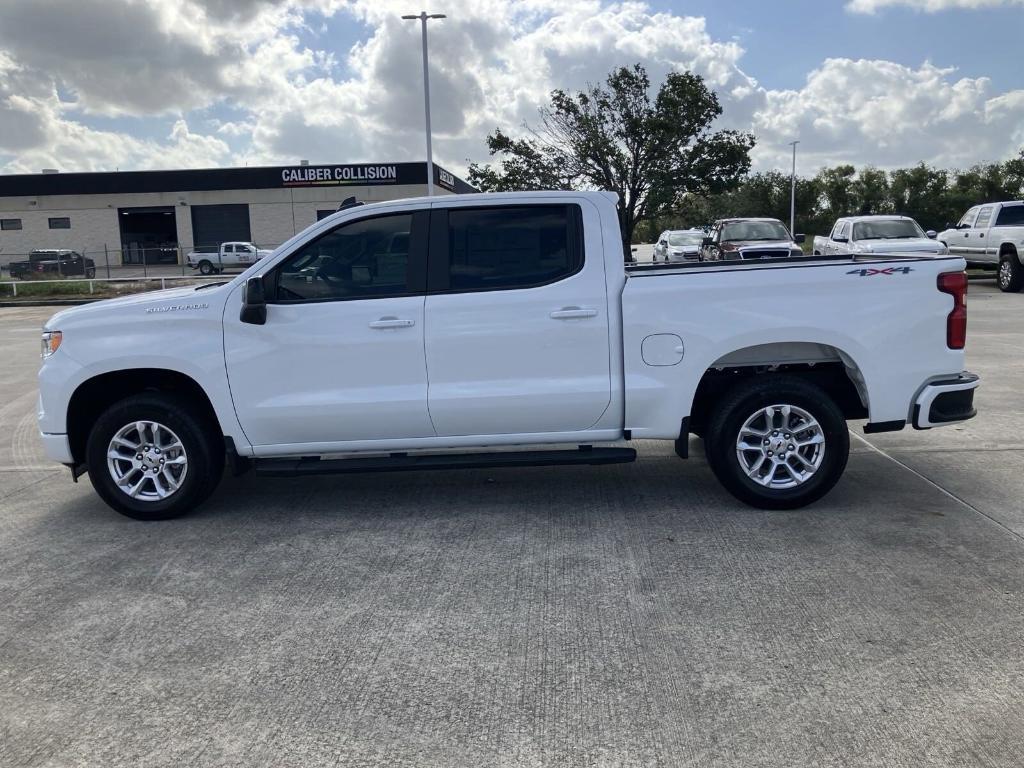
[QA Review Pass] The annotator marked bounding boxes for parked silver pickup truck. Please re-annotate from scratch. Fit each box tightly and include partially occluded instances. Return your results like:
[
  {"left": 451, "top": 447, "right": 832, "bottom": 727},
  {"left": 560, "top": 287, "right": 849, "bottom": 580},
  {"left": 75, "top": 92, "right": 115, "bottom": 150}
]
[
  {"left": 187, "top": 242, "right": 272, "bottom": 275},
  {"left": 938, "top": 201, "right": 1024, "bottom": 291},
  {"left": 814, "top": 216, "right": 947, "bottom": 258}
]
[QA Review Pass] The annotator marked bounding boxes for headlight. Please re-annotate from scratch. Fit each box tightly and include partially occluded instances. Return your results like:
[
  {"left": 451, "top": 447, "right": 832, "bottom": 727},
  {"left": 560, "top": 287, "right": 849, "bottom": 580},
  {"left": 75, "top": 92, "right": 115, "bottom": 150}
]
[{"left": 41, "top": 330, "right": 62, "bottom": 359}]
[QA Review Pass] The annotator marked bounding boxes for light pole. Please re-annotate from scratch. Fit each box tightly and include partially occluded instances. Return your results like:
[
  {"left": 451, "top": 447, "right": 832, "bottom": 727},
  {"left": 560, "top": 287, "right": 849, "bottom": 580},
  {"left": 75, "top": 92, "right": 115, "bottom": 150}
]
[
  {"left": 788, "top": 140, "right": 799, "bottom": 236},
  {"left": 402, "top": 11, "right": 446, "bottom": 196}
]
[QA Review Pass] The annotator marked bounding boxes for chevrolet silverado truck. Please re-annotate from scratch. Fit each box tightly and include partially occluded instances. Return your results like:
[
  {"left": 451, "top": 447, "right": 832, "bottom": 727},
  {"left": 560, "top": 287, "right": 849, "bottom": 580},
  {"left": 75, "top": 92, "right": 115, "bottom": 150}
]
[
  {"left": 9, "top": 249, "right": 96, "bottom": 279},
  {"left": 813, "top": 215, "right": 947, "bottom": 258},
  {"left": 699, "top": 218, "right": 805, "bottom": 261},
  {"left": 187, "top": 242, "right": 271, "bottom": 275},
  {"left": 937, "top": 201, "right": 1024, "bottom": 291},
  {"left": 37, "top": 191, "right": 979, "bottom": 520}
]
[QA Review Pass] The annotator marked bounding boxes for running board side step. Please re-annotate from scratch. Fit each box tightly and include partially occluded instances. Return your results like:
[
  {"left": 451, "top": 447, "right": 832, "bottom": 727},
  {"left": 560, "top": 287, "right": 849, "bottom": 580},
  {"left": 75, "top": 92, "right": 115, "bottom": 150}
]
[{"left": 253, "top": 446, "right": 637, "bottom": 477}]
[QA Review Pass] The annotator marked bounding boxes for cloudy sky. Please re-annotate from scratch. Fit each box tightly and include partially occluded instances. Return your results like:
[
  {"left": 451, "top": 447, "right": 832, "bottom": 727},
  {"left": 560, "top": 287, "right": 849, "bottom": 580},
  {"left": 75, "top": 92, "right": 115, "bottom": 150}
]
[{"left": 0, "top": 0, "right": 1022, "bottom": 180}]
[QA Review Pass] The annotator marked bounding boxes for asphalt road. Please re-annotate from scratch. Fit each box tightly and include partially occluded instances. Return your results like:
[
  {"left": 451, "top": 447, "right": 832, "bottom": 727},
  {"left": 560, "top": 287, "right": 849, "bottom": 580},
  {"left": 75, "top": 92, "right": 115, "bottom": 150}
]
[{"left": 2, "top": 279, "right": 1024, "bottom": 767}]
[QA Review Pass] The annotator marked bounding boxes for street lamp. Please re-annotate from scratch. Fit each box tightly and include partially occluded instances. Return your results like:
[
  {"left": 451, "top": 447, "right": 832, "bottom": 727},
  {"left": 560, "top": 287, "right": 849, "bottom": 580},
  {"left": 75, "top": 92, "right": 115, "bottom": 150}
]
[
  {"left": 788, "top": 140, "right": 799, "bottom": 237},
  {"left": 402, "top": 11, "right": 446, "bottom": 196}
]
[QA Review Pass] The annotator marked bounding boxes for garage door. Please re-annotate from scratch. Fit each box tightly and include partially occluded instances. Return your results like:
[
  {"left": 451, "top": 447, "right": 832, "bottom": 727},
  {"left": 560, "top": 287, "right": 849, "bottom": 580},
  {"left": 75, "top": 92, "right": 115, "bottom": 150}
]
[{"left": 191, "top": 204, "right": 252, "bottom": 249}]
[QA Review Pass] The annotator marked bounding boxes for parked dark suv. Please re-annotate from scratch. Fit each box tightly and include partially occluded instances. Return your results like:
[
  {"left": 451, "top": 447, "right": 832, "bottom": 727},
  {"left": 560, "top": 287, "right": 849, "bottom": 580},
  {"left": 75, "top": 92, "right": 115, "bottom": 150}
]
[
  {"left": 8, "top": 250, "right": 96, "bottom": 279},
  {"left": 699, "top": 218, "right": 805, "bottom": 261}
]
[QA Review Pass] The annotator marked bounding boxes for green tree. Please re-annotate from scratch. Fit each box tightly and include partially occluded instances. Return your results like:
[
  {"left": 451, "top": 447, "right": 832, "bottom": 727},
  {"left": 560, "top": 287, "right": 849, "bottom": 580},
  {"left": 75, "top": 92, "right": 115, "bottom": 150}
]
[
  {"left": 815, "top": 165, "right": 857, "bottom": 217},
  {"left": 467, "top": 64, "right": 754, "bottom": 252},
  {"left": 851, "top": 167, "right": 890, "bottom": 215},
  {"left": 889, "top": 163, "right": 952, "bottom": 231}
]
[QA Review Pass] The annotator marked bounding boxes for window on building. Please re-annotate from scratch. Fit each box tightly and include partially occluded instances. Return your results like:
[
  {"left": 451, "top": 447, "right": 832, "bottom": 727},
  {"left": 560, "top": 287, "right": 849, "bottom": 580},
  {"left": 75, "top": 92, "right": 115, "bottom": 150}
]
[
  {"left": 442, "top": 205, "right": 583, "bottom": 292},
  {"left": 48, "top": 217, "right": 71, "bottom": 229},
  {"left": 0, "top": 218, "right": 22, "bottom": 231}
]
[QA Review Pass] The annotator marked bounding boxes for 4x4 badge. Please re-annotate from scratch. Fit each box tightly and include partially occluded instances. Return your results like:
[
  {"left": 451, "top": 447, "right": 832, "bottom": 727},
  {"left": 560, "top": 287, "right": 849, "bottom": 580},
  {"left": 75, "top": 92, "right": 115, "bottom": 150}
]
[{"left": 847, "top": 266, "right": 914, "bottom": 276}]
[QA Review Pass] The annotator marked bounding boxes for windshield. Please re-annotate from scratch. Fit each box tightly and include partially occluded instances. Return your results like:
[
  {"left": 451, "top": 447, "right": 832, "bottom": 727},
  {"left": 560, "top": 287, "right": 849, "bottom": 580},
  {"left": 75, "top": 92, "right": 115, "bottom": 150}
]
[
  {"left": 668, "top": 232, "right": 704, "bottom": 247},
  {"left": 852, "top": 219, "right": 925, "bottom": 240},
  {"left": 720, "top": 221, "right": 790, "bottom": 242}
]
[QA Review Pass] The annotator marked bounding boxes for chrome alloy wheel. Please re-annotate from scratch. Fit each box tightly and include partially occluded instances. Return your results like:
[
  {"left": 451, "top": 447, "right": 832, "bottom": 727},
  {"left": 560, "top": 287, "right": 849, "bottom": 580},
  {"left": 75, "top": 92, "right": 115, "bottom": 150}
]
[
  {"left": 735, "top": 404, "right": 825, "bottom": 489},
  {"left": 106, "top": 420, "right": 188, "bottom": 501},
  {"left": 999, "top": 260, "right": 1012, "bottom": 289}
]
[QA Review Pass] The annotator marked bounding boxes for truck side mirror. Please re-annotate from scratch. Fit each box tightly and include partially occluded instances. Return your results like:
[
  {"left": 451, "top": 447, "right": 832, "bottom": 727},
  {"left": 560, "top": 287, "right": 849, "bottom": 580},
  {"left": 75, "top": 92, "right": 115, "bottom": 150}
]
[
  {"left": 240, "top": 276, "right": 267, "bottom": 325},
  {"left": 926, "top": 230, "right": 937, "bottom": 239},
  {"left": 794, "top": 233, "right": 806, "bottom": 244}
]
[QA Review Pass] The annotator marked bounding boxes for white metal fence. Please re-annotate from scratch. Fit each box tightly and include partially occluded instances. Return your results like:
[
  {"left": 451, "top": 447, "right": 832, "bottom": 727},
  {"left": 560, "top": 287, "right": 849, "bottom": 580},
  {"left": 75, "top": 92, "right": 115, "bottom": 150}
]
[
  {"left": 0, "top": 244, "right": 280, "bottom": 281},
  {"left": 0, "top": 274, "right": 227, "bottom": 298}
]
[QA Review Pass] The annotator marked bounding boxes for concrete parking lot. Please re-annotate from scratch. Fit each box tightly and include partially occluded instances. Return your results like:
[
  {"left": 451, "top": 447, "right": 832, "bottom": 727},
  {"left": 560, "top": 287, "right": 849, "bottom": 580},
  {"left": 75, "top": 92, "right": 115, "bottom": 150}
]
[{"left": 2, "top": 279, "right": 1023, "bottom": 767}]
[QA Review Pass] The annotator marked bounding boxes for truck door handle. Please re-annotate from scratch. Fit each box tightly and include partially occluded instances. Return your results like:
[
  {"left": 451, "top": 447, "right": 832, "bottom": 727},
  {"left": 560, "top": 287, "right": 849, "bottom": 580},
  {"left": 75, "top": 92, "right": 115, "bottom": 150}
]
[
  {"left": 550, "top": 307, "right": 597, "bottom": 320},
  {"left": 369, "top": 317, "right": 415, "bottom": 329}
]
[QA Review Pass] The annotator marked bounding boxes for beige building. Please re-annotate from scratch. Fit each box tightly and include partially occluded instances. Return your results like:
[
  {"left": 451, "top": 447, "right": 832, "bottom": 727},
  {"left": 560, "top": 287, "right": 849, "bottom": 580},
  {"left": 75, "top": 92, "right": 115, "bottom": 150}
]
[{"left": 0, "top": 162, "right": 474, "bottom": 268}]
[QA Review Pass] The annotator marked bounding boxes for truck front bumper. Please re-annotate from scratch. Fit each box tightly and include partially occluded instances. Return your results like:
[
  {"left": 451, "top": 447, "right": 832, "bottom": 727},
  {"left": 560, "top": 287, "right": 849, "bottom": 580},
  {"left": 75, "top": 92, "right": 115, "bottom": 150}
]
[
  {"left": 40, "top": 432, "right": 73, "bottom": 464},
  {"left": 913, "top": 371, "right": 979, "bottom": 429}
]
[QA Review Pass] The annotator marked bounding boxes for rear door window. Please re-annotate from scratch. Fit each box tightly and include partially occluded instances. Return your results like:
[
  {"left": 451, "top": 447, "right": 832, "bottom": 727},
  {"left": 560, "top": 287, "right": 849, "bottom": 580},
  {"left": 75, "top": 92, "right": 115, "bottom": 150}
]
[
  {"left": 429, "top": 205, "right": 583, "bottom": 293},
  {"left": 995, "top": 205, "right": 1024, "bottom": 227}
]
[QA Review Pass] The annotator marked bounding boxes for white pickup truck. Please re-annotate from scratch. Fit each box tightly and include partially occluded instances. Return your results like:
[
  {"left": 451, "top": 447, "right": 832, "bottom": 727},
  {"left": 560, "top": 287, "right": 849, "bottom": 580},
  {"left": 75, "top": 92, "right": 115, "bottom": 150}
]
[
  {"left": 37, "top": 191, "right": 979, "bottom": 520},
  {"left": 937, "top": 201, "right": 1024, "bottom": 291},
  {"left": 187, "top": 241, "right": 272, "bottom": 275},
  {"left": 813, "top": 215, "right": 947, "bottom": 258}
]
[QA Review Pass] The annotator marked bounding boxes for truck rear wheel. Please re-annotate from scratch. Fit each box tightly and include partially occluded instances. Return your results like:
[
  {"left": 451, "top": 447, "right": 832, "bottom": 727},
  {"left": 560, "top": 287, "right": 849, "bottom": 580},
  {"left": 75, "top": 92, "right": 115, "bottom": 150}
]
[
  {"left": 998, "top": 250, "right": 1023, "bottom": 293},
  {"left": 85, "top": 394, "right": 223, "bottom": 520},
  {"left": 705, "top": 376, "right": 849, "bottom": 510},
  {"left": 198, "top": 260, "right": 214, "bottom": 275}
]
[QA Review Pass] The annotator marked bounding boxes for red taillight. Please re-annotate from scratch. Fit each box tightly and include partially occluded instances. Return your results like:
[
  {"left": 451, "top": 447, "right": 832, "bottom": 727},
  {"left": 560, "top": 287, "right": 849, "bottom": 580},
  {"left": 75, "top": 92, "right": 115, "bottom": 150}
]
[{"left": 938, "top": 271, "right": 967, "bottom": 349}]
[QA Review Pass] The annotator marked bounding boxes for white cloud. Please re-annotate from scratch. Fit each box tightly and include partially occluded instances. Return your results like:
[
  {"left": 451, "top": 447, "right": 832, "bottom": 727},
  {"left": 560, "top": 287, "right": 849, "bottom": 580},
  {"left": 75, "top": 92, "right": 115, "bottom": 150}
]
[
  {"left": 847, "top": 0, "right": 1024, "bottom": 13},
  {"left": 0, "top": 0, "right": 1022, "bottom": 179},
  {"left": 749, "top": 58, "right": 1024, "bottom": 173}
]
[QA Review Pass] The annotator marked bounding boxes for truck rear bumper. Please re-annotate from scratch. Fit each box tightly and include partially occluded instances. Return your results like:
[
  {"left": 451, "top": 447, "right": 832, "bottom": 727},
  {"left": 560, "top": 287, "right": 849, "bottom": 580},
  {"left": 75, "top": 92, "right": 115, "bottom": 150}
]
[{"left": 913, "top": 372, "right": 979, "bottom": 429}]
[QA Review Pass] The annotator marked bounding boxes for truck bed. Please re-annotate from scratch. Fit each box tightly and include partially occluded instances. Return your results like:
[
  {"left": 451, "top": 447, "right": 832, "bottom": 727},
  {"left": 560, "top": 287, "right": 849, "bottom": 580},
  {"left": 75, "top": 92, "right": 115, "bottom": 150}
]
[{"left": 625, "top": 251, "right": 936, "bottom": 276}]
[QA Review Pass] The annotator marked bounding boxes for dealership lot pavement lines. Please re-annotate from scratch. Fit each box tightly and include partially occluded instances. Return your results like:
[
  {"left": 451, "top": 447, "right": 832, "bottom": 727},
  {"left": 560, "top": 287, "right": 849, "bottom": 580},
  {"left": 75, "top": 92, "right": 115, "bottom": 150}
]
[{"left": 2, "top": 283, "right": 1023, "bottom": 767}]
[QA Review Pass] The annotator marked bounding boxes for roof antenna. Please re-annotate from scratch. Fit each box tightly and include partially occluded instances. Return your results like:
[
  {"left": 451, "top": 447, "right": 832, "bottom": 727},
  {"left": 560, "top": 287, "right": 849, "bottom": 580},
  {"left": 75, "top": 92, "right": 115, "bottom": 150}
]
[{"left": 337, "top": 196, "right": 365, "bottom": 212}]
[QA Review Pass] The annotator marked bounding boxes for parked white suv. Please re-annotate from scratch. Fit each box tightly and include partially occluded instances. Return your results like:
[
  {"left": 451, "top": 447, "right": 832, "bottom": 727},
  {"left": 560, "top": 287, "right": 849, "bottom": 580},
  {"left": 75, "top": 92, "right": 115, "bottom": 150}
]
[
  {"left": 813, "top": 216, "right": 947, "bottom": 257},
  {"left": 938, "top": 201, "right": 1024, "bottom": 291},
  {"left": 38, "top": 191, "right": 978, "bottom": 520},
  {"left": 653, "top": 229, "right": 705, "bottom": 262}
]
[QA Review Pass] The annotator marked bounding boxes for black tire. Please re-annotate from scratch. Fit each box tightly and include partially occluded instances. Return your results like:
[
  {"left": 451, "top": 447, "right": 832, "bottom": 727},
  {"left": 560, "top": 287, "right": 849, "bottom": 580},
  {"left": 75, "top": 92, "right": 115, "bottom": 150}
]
[
  {"left": 705, "top": 376, "right": 849, "bottom": 510},
  {"left": 198, "top": 260, "right": 214, "bottom": 276},
  {"left": 998, "top": 250, "right": 1023, "bottom": 293},
  {"left": 85, "top": 266, "right": 96, "bottom": 278},
  {"left": 85, "top": 393, "right": 223, "bottom": 520}
]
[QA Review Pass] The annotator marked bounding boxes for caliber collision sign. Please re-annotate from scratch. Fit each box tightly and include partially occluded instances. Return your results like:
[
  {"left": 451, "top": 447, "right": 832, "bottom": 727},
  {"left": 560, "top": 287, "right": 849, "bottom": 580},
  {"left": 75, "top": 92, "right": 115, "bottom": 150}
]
[{"left": 281, "top": 165, "right": 399, "bottom": 187}]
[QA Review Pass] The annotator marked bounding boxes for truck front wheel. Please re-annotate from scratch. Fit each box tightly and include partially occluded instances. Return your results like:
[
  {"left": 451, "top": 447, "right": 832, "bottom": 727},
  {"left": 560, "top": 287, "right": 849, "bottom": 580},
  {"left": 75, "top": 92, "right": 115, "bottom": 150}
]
[
  {"left": 705, "top": 376, "right": 849, "bottom": 510},
  {"left": 85, "top": 394, "right": 224, "bottom": 520}
]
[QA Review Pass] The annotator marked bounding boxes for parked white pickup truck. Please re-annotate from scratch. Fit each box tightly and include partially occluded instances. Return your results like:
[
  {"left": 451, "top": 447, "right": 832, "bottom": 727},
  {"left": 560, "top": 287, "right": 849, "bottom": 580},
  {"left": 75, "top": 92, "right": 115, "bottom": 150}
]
[
  {"left": 937, "top": 201, "right": 1024, "bottom": 291},
  {"left": 38, "top": 191, "right": 979, "bottom": 520},
  {"left": 813, "top": 215, "right": 947, "bottom": 257},
  {"left": 187, "top": 241, "right": 271, "bottom": 275}
]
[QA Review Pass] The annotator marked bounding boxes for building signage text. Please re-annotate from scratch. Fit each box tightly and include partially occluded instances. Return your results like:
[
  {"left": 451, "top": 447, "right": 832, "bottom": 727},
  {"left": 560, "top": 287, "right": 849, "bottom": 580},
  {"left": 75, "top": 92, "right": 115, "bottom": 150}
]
[{"left": 281, "top": 165, "right": 399, "bottom": 187}]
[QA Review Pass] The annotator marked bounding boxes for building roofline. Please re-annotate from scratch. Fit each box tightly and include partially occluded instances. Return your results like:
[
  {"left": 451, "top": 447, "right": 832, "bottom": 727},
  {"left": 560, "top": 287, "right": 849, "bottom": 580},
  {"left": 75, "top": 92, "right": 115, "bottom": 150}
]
[{"left": 0, "top": 161, "right": 477, "bottom": 198}]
